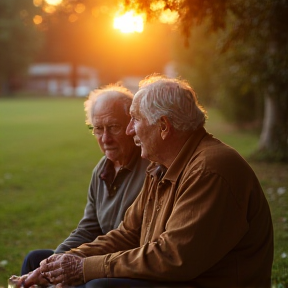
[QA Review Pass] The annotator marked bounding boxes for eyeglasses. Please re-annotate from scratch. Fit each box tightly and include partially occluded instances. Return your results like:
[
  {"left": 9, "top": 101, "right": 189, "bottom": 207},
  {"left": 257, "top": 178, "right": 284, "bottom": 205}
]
[{"left": 88, "top": 124, "right": 123, "bottom": 137}]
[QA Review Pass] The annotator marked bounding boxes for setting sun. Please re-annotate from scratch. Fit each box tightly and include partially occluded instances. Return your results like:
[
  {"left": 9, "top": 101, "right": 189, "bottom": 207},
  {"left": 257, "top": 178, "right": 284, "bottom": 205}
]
[
  {"left": 44, "top": 0, "right": 63, "bottom": 5},
  {"left": 113, "top": 10, "right": 144, "bottom": 33}
]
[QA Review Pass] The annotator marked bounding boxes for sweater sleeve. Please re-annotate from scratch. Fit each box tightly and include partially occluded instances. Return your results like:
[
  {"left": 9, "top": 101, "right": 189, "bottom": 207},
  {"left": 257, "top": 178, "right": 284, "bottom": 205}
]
[
  {"left": 66, "top": 185, "right": 145, "bottom": 257},
  {"left": 55, "top": 166, "right": 104, "bottom": 253}
]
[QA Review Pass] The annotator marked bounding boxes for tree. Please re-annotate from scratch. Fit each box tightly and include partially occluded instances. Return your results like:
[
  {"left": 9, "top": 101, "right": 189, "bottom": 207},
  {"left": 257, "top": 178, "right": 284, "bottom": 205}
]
[
  {"left": 31, "top": 0, "right": 172, "bottom": 84},
  {"left": 172, "top": 19, "right": 264, "bottom": 125},
  {"left": 123, "top": 0, "right": 288, "bottom": 162},
  {"left": 0, "top": 0, "right": 43, "bottom": 95},
  {"left": 222, "top": 0, "right": 288, "bottom": 161}
]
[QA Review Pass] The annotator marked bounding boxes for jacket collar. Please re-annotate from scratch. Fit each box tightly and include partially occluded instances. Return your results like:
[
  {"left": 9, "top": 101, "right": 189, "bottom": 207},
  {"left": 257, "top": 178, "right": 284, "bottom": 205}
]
[{"left": 163, "top": 126, "right": 207, "bottom": 183}]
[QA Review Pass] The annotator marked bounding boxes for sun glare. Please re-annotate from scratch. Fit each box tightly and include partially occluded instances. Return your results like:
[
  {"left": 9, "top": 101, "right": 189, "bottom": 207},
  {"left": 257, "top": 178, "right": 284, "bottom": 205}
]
[
  {"left": 44, "top": 0, "right": 63, "bottom": 5},
  {"left": 113, "top": 11, "right": 144, "bottom": 33},
  {"left": 159, "top": 9, "right": 179, "bottom": 24}
]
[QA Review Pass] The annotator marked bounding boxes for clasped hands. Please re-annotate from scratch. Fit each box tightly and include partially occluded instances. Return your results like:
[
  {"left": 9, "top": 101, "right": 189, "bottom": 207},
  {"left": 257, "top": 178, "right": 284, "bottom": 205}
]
[{"left": 10, "top": 254, "right": 84, "bottom": 288}]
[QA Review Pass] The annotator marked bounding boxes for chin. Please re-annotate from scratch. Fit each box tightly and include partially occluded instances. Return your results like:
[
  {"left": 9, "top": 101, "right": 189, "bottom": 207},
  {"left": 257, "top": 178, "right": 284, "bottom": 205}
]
[
  {"left": 140, "top": 150, "right": 148, "bottom": 160},
  {"left": 105, "top": 152, "right": 118, "bottom": 160}
]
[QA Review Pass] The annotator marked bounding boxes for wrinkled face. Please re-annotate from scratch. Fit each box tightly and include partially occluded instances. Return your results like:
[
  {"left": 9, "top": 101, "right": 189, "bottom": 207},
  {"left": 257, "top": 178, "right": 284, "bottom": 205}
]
[
  {"left": 92, "top": 94, "right": 136, "bottom": 165},
  {"left": 126, "top": 94, "right": 161, "bottom": 162}
]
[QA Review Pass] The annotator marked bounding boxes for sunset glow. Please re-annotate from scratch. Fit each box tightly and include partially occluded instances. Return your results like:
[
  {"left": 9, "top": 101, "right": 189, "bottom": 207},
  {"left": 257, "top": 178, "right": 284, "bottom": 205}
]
[
  {"left": 33, "top": 0, "right": 43, "bottom": 7},
  {"left": 150, "top": 1, "right": 179, "bottom": 24},
  {"left": 113, "top": 11, "right": 144, "bottom": 33},
  {"left": 44, "top": 0, "right": 62, "bottom": 5},
  {"left": 159, "top": 9, "right": 179, "bottom": 24}
]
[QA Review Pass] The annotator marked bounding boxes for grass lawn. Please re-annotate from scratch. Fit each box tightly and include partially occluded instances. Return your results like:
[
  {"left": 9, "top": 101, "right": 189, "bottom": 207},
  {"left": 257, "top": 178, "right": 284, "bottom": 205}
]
[{"left": 0, "top": 97, "right": 287, "bottom": 287}]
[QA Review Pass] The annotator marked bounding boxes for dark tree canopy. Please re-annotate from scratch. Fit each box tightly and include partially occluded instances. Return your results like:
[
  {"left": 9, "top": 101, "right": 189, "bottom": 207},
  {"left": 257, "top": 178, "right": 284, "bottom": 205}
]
[
  {"left": 122, "top": 0, "right": 288, "bottom": 161},
  {"left": 123, "top": 0, "right": 228, "bottom": 39}
]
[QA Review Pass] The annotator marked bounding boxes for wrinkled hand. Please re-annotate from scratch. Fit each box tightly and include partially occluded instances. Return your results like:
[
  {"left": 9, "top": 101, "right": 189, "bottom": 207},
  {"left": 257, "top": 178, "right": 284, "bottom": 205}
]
[
  {"left": 40, "top": 254, "right": 84, "bottom": 286},
  {"left": 9, "top": 275, "right": 26, "bottom": 288},
  {"left": 9, "top": 268, "right": 50, "bottom": 288}
]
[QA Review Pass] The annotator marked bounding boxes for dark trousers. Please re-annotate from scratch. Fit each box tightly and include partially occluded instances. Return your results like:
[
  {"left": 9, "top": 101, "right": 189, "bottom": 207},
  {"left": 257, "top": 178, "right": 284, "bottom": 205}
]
[
  {"left": 21, "top": 249, "right": 54, "bottom": 275},
  {"left": 22, "top": 251, "right": 191, "bottom": 287},
  {"left": 78, "top": 279, "right": 191, "bottom": 288}
]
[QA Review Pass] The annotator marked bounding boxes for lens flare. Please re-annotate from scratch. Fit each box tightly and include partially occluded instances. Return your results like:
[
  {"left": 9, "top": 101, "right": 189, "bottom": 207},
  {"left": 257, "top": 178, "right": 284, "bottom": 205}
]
[
  {"left": 33, "top": 15, "right": 43, "bottom": 25},
  {"left": 159, "top": 9, "right": 179, "bottom": 24},
  {"left": 113, "top": 10, "right": 144, "bottom": 33}
]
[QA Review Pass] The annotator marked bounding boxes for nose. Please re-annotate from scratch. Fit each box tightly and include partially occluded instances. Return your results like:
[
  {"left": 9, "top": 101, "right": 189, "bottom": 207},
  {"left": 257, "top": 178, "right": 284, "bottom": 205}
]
[
  {"left": 101, "top": 129, "right": 113, "bottom": 143},
  {"left": 126, "top": 119, "right": 135, "bottom": 136}
]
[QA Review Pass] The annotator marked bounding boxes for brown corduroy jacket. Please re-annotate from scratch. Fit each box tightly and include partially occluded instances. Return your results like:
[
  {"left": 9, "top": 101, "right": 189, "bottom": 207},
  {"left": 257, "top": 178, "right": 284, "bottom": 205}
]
[{"left": 69, "top": 127, "right": 274, "bottom": 288}]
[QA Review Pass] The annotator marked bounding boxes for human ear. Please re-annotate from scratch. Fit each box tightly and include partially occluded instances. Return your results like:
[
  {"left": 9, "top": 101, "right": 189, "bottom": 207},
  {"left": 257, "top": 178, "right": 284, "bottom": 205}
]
[{"left": 159, "top": 116, "right": 171, "bottom": 140}]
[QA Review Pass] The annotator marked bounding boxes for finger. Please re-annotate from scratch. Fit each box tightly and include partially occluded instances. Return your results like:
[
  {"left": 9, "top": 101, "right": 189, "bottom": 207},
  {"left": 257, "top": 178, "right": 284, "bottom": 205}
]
[
  {"left": 40, "top": 271, "right": 53, "bottom": 281},
  {"left": 21, "top": 269, "right": 40, "bottom": 287},
  {"left": 41, "top": 267, "right": 64, "bottom": 279},
  {"left": 40, "top": 260, "right": 61, "bottom": 273},
  {"left": 39, "top": 258, "right": 47, "bottom": 267},
  {"left": 23, "top": 269, "right": 42, "bottom": 287},
  {"left": 49, "top": 274, "right": 65, "bottom": 285},
  {"left": 45, "top": 273, "right": 65, "bottom": 286},
  {"left": 39, "top": 254, "right": 61, "bottom": 267},
  {"left": 23, "top": 276, "right": 35, "bottom": 288},
  {"left": 46, "top": 254, "right": 61, "bottom": 262},
  {"left": 36, "top": 274, "right": 52, "bottom": 286},
  {"left": 9, "top": 276, "right": 23, "bottom": 288},
  {"left": 19, "top": 275, "right": 28, "bottom": 281}
]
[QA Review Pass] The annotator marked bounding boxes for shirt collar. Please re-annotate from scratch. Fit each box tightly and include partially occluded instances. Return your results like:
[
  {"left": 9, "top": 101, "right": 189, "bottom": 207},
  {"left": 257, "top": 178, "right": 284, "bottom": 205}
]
[
  {"left": 100, "top": 146, "right": 141, "bottom": 181},
  {"left": 147, "top": 163, "right": 167, "bottom": 181}
]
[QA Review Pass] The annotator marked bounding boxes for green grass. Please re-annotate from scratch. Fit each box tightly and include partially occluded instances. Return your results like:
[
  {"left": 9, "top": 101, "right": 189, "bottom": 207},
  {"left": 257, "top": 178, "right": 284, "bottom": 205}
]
[
  {"left": 0, "top": 97, "right": 103, "bottom": 285},
  {"left": 0, "top": 97, "right": 287, "bottom": 287}
]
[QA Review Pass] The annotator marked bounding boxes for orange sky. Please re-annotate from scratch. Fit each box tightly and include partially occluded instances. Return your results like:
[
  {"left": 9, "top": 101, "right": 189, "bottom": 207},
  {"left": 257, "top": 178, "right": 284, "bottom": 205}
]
[{"left": 34, "top": 1, "right": 174, "bottom": 83}]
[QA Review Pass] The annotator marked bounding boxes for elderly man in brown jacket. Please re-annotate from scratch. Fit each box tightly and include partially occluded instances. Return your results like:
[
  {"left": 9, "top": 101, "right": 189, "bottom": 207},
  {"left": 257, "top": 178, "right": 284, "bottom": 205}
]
[{"left": 25, "top": 75, "right": 273, "bottom": 288}]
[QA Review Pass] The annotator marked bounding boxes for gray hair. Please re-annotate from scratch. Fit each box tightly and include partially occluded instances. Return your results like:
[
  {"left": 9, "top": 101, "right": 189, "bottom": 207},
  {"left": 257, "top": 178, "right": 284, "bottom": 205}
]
[
  {"left": 136, "top": 75, "right": 207, "bottom": 131},
  {"left": 84, "top": 83, "right": 133, "bottom": 126}
]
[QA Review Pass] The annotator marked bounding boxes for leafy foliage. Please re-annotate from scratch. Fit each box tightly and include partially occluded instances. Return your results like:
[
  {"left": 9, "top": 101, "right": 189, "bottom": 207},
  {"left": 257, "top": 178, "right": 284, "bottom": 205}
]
[
  {"left": 123, "top": 0, "right": 288, "bottom": 161},
  {"left": 124, "top": 0, "right": 228, "bottom": 39}
]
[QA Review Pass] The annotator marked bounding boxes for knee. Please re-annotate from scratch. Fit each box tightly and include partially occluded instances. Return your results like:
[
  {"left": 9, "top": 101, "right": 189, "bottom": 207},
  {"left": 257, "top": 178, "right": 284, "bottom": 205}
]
[
  {"left": 24, "top": 249, "right": 53, "bottom": 262},
  {"left": 21, "top": 249, "right": 54, "bottom": 275},
  {"left": 24, "top": 250, "right": 40, "bottom": 261}
]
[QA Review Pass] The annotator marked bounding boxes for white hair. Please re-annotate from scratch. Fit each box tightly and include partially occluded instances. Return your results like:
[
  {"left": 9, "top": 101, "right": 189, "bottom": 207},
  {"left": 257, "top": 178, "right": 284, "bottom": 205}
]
[
  {"left": 84, "top": 83, "right": 133, "bottom": 126},
  {"left": 136, "top": 75, "right": 207, "bottom": 131}
]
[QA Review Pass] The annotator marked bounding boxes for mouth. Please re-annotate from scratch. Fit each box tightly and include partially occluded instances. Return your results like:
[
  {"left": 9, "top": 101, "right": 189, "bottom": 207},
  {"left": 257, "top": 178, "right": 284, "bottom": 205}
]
[
  {"left": 104, "top": 147, "right": 117, "bottom": 151},
  {"left": 133, "top": 137, "right": 141, "bottom": 147}
]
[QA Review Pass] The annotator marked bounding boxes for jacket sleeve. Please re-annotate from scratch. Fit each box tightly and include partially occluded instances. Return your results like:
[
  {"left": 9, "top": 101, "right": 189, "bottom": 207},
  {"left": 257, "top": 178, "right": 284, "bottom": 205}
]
[
  {"left": 54, "top": 166, "right": 103, "bottom": 253},
  {"left": 79, "top": 169, "right": 250, "bottom": 283}
]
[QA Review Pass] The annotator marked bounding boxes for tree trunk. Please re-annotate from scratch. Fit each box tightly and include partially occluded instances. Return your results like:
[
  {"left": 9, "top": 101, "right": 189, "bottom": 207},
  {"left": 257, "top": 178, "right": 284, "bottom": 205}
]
[
  {"left": 259, "top": 95, "right": 276, "bottom": 150},
  {"left": 70, "top": 61, "right": 78, "bottom": 96},
  {"left": 257, "top": 94, "right": 288, "bottom": 161}
]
